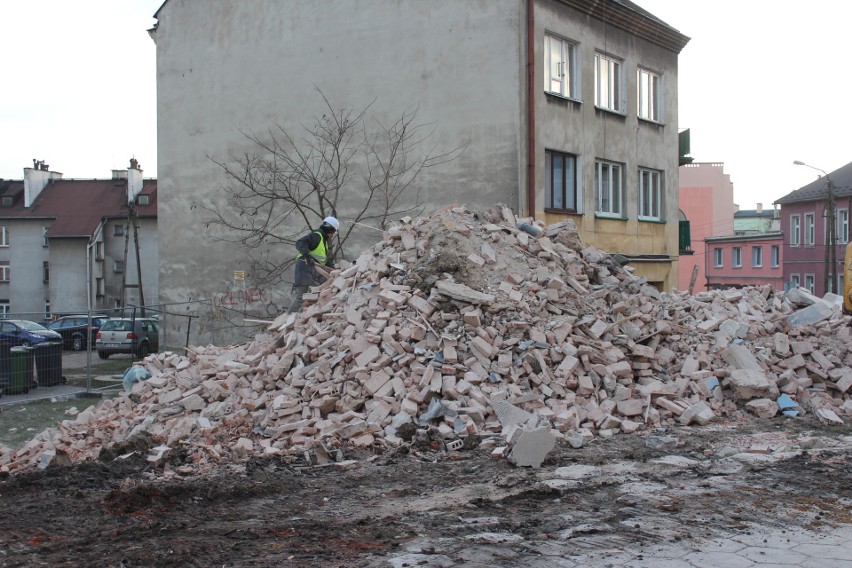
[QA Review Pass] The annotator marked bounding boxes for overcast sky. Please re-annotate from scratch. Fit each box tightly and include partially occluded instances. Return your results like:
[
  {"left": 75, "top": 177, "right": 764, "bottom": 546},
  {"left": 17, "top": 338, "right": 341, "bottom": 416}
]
[
  {"left": 639, "top": 0, "right": 852, "bottom": 208},
  {"left": 2, "top": 0, "right": 849, "bottom": 211},
  {"left": 0, "top": 1, "right": 159, "bottom": 181}
]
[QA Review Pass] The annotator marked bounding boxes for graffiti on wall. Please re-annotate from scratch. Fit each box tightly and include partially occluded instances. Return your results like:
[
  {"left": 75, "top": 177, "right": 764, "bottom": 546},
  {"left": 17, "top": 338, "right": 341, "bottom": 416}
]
[{"left": 211, "top": 283, "right": 286, "bottom": 318}]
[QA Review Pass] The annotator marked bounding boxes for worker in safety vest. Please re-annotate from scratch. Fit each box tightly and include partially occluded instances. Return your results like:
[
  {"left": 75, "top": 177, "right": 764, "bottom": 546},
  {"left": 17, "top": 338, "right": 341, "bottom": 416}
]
[{"left": 287, "top": 216, "right": 339, "bottom": 312}]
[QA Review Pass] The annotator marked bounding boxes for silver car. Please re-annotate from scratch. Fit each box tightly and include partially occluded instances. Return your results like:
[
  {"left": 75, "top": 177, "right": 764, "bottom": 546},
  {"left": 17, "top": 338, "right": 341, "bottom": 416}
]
[{"left": 95, "top": 318, "right": 159, "bottom": 359}]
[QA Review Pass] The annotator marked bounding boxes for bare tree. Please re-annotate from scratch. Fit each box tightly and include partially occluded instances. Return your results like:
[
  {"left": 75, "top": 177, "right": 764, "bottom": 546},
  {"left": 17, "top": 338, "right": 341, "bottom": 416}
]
[{"left": 198, "top": 89, "right": 466, "bottom": 287}]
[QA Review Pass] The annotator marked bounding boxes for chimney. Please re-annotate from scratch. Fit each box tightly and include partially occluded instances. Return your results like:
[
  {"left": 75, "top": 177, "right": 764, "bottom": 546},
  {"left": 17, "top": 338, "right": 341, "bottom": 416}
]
[
  {"left": 24, "top": 160, "right": 62, "bottom": 207},
  {"left": 127, "top": 158, "right": 144, "bottom": 203},
  {"left": 756, "top": 203, "right": 763, "bottom": 214}
]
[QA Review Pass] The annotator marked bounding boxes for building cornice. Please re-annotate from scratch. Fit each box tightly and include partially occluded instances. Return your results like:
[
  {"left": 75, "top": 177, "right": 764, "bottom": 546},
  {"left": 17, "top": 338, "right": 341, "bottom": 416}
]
[
  {"left": 554, "top": 0, "right": 690, "bottom": 53},
  {"left": 705, "top": 232, "right": 784, "bottom": 244}
]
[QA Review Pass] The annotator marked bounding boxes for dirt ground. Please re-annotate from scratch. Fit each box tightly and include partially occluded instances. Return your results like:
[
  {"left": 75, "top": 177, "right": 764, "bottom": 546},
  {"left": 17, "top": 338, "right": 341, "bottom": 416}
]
[{"left": 0, "top": 415, "right": 848, "bottom": 568}]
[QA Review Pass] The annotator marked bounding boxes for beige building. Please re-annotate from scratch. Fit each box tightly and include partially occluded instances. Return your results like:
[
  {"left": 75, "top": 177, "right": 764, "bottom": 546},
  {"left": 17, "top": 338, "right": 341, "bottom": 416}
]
[{"left": 151, "top": 0, "right": 689, "bottom": 346}]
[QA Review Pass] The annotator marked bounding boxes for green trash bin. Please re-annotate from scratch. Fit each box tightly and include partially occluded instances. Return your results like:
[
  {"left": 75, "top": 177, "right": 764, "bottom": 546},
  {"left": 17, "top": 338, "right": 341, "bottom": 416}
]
[{"left": 9, "top": 346, "right": 34, "bottom": 395}]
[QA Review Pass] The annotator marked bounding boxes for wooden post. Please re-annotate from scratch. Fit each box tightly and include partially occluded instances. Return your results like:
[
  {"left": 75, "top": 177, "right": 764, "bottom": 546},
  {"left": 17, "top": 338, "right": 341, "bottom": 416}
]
[{"left": 688, "top": 265, "right": 699, "bottom": 295}]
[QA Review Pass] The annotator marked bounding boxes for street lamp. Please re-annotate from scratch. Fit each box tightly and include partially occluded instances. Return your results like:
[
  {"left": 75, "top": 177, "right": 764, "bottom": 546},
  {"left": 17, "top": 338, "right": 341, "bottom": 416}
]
[{"left": 793, "top": 160, "right": 837, "bottom": 294}]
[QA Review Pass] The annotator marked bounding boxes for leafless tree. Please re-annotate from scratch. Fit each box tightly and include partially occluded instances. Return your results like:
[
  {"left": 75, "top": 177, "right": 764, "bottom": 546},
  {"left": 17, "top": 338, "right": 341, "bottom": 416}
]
[{"left": 198, "top": 89, "right": 466, "bottom": 287}]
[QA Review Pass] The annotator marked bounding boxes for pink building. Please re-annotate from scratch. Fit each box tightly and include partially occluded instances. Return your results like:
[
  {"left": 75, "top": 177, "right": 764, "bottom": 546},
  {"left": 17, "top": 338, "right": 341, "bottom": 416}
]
[
  {"left": 704, "top": 232, "right": 784, "bottom": 290},
  {"left": 774, "top": 160, "right": 852, "bottom": 296},
  {"left": 678, "top": 163, "right": 735, "bottom": 291}
]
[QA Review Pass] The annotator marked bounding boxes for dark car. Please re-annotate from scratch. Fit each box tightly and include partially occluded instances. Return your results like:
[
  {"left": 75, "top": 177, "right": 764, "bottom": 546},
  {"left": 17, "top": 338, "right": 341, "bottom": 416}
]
[
  {"left": 47, "top": 315, "right": 110, "bottom": 351},
  {"left": 0, "top": 320, "right": 62, "bottom": 347},
  {"left": 95, "top": 318, "right": 159, "bottom": 359}
]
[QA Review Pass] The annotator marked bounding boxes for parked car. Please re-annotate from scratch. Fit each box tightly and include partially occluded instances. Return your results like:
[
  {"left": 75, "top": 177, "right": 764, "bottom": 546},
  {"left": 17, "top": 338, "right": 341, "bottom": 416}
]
[
  {"left": 95, "top": 318, "right": 159, "bottom": 359},
  {"left": 47, "top": 315, "right": 110, "bottom": 351},
  {"left": 0, "top": 320, "right": 62, "bottom": 347}
]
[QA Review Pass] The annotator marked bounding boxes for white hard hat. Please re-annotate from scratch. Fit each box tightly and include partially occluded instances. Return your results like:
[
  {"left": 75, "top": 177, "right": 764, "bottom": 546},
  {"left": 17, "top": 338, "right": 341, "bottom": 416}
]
[{"left": 322, "top": 216, "right": 340, "bottom": 231}]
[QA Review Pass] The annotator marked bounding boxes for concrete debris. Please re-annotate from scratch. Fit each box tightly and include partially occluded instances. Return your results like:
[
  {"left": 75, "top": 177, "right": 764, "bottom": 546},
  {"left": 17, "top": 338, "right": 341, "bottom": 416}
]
[
  {"left": 2, "top": 204, "right": 852, "bottom": 477},
  {"left": 506, "top": 426, "right": 557, "bottom": 468}
]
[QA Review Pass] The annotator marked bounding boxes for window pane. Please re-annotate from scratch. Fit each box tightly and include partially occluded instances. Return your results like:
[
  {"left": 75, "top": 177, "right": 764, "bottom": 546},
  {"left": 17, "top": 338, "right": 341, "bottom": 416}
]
[
  {"left": 651, "top": 74, "right": 659, "bottom": 119},
  {"left": 564, "top": 44, "right": 573, "bottom": 97},
  {"left": 545, "top": 152, "right": 552, "bottom": 207},
  {"left": 553, "top": 156, "right": 564, "bottom": 209},
  {"left": 564, "top": 156, "right": 575, "bottom": 210},
  {"left": 549, "top": 39, "right": 562, "bottom": 92},
  {"left": 612, "top": 61, "right": 620, "bottom": 109},
  {"left": 612, "top": 166, "right": 621, "bottom": 213}
]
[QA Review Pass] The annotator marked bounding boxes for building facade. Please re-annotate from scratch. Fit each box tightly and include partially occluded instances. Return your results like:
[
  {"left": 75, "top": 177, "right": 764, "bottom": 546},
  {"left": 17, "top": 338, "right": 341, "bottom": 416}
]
[
  {"left": 704, "top": 232, "right": 784, "bottom": 291},
  {"left": 677, "top": 162, "right": 735, "bottom": 292},
  {"left": 774, "top": 161, "right": 852, "bottom": 296},
  {"left": 151, "top": 0, "right": 689, "bottom": 346},
  {"left": 0, "top": 161, "right": 158, "bottom": 321},
  {"left": 734, "top": 205, "right": 779, "bottom": 235}
]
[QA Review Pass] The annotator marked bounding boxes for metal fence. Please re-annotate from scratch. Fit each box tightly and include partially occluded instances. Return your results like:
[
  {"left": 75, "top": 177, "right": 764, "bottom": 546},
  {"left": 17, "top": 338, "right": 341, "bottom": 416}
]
[{"left": 0, "top": 298, "right": 276, "bottom": 404}]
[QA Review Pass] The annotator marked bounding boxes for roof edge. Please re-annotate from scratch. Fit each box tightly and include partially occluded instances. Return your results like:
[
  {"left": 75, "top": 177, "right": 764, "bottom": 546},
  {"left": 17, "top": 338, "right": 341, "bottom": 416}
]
[{"left": 553, "top": 0, "right": 690, "bottom": 53}]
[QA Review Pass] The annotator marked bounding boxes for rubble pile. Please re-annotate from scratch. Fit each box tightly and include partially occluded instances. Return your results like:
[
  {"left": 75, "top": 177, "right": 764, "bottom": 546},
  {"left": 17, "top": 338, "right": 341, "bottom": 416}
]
[{"left": 3, "top": 205, "right": 852, "bottom": 475}]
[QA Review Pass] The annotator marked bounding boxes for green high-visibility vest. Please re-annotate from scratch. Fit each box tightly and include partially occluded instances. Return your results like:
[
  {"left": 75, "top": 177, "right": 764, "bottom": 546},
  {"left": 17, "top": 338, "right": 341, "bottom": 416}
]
[{"left": 296, "top": 231, "right": 328, "bottom": 263}]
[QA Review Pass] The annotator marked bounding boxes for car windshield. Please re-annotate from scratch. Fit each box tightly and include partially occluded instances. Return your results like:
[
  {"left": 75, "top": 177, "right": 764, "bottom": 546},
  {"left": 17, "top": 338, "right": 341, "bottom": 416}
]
[
  {"left": 102, "top": 320, "right": 132, "bottom": 331},
  {"left": 16, "top": 321, "right": 48, "bottom": 331}
]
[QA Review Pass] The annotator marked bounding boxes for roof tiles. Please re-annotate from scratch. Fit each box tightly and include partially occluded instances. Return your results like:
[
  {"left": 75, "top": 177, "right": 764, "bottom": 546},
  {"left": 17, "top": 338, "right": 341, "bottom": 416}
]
[{"left": 0, "top": 178, "right": 157, "bottom": 238}]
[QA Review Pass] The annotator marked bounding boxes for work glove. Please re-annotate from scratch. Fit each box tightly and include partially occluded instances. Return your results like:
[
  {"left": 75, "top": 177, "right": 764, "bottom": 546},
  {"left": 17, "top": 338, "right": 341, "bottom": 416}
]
[{"left": 304, "top": 256, "right": 315, "bottom": 266}]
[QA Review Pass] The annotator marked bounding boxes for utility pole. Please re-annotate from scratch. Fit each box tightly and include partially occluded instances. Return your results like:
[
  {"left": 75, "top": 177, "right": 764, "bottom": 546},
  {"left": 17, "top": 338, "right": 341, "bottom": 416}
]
[
  {"left": 120, "top": 199, "right": 146, "bottom": 316},
  {"left": 826, "top": 176, "right": 837, "bottom": 294}
]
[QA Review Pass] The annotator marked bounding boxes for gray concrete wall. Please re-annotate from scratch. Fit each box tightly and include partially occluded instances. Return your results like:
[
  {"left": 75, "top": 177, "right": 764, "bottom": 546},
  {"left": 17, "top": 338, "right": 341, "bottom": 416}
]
[
  {"left": 103, "top": 217, "right": 159, "bottom": 313},
  {"left": 0, "top": 220, "right": 50, "bottom": 319},
  {"left": 154, "top": 0, "right": 525, "bottom": 346},
  {"left": 535, "top": 0, "right": 681, "bottom": 288},
  {"left": 49, "top": 239, "right": 89, "bottom": 313}
]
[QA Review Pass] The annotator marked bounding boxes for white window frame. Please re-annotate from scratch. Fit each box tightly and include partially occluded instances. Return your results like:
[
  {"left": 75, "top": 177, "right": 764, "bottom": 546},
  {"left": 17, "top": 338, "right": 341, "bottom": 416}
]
[
  {"left": 637, "top": 67, "right": 661, "bottom": 122},
  {"left": 804, "top": 273, "right": 815, "bottom": 294},
  {"left": 0, "top": 301, "right": 8, "bottom": 319},
  {"left": 804, "top": 213, "right": 815, "bottom": 246},
  {"left": 594, "top": 52, "right": 624, "bottom": 112},
  {"left": 0, "top": 226, "right": 8, "bottom": 247},
  {"left": 114, "top": 224, "right": 125, "bottom": 237},
  {"left": 0, "top": 262, "right": 9, "bottom": 282},
  {"left": 42, "top": 226, "right": 49, "bottom": 247},
  {"left": 545, "top": 150, "right": 579, "bottom": 212},
  {"left": 114, "top": 260, "right": 125, "bottom": 273},
  {"left": 790, "top": 215, "right": 800, "bottom": 247},
  {"left": 790, "top": 273, "right": 801, "bottom": 288},
  {"left": 44, "top": 300, "right": 50, "bottom": 320},
  {"left": 595, "top": 160, "right": 623, "bottom": 217},
  {"left": 732, "top": 247, "right": 742, "bottom": 268},
  {"left": 137, "top": 194, "right": 150, "bottom": 206},
  {"left": 713, "top": 248, "right": 723, "bottom": 268},
  {"left": 752, "top": 246, "right": 763, "bottom": 268},
  {"left": 544, "top": 34, "right": 576, "bottom": 99},
  {"left": 638, "top": 167, "right": 662, "bottom": 220},
  {"left": 771, "top": 245, "right": 780, "bottom": 268},
  {"left": 43, "top": 261, "right": 49, "bottom": 283},
  {"left": 837, "top": 208, "right": 848, "bottom": 244}
]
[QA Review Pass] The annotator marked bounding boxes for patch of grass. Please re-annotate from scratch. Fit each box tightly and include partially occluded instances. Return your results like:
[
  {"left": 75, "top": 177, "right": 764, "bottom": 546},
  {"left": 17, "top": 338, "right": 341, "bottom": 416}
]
[
  {"left": 0, "top": 399, "right": 83, "bottom": 450},
  {"left": 66, "top": 355, "right": 138, "bottom": 375}
]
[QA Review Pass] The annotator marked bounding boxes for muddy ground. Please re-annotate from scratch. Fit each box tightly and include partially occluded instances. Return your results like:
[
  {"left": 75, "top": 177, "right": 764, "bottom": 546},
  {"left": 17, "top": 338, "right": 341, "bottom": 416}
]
[{"left": 0, "top": 415, "right": 849, "bottom": 568}]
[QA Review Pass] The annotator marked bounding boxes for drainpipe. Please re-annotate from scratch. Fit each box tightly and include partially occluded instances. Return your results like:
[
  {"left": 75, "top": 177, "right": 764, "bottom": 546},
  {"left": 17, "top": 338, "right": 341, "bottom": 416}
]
[{"left": 526, "top": 0, "right": 536, "bottom": 219}]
